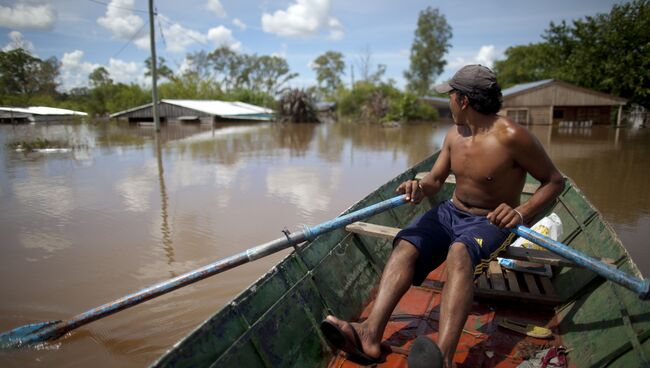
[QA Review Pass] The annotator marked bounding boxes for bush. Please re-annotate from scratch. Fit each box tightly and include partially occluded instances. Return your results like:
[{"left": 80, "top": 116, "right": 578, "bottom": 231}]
[
  {"left": 386, "top": 92, "right": 439, "bottom": 122},
  {"left": 336, "top": 83, "right": 438, "bottom": 123}
]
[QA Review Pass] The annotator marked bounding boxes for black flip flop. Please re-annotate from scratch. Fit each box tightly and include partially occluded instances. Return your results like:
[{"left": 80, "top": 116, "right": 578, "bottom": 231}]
[
  {"left": 407, "top": 336, "right": 444, "bottom": 368},
  {"left": 320, "top": 319, "right": 379, "bottom": 364}
]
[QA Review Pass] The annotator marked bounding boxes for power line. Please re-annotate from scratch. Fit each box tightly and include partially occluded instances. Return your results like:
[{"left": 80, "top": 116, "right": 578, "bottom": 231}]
[
  {"left": 112, "top": 20, "right": 148, "bottom": 59},
  {"left": 156, "top": 8, "right": 167, "bottom": 49},
  {"left": 157, "top": 15, "right": 209, "bottom": 46},
  {"left": 86, "top": 0, "right": 152, "bottom": 14}
]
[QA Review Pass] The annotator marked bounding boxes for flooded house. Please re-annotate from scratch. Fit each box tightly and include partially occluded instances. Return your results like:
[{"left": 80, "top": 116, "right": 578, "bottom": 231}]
[
  {"left": 420, "top": 96, "right": 451, "bottom": 118},
  {"left": 499, "top": 79, "right": 627, "bottom": 126},
  {"left": 0, "top": 106, "right": 88, "bottom": 123},
  {"left": 110, "top": 99, "right": 275, "bottom": 124}
]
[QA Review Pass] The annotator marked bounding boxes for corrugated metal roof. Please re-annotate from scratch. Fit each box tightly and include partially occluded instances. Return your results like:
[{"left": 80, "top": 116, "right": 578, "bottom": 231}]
[
  {"left": 163, "top": 99, "right": 273, "bottom": 116},
  {"left": 110, "top": 99, "right": 274, "bottom": 119},
  {"left": 0, "top": 106, "right": 88, "bottom": 116},
  {"left": 421, "top": 96, "right": 449, "bottom": 104},
  {"left": 501, "top": 79, "right": 554, "bottom": 97}
]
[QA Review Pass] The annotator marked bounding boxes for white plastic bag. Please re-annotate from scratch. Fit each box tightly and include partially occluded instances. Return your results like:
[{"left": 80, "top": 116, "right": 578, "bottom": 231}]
[{"left": 498, "top": 213, "right": 563, "bottom": 277}]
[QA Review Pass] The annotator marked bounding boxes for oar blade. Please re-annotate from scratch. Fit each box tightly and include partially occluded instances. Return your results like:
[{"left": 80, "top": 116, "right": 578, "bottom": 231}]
[{"left": 0, "top": 320, "right": 61, "bottom": 349}]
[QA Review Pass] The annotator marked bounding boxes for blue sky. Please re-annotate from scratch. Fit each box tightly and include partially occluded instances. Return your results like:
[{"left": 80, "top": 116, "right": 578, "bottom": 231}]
[{"left": 0, "top": 0, "right": 623, "bottom": 92}]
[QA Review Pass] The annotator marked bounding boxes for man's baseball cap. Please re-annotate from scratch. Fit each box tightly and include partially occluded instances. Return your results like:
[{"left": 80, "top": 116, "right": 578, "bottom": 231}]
[{"left": 434, "top": 64, "right": 498, "bottom": 95}]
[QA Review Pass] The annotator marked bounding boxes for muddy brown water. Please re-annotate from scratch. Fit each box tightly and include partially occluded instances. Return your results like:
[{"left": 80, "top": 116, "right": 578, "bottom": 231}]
[{"left": 0, "top": 121, "right": 648, "bottom": 367}]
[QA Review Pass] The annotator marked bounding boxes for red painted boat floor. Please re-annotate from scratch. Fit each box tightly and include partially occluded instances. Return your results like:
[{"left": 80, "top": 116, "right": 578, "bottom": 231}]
[{"left": 328, "top": 263, "right": 563, "bottom": 368}]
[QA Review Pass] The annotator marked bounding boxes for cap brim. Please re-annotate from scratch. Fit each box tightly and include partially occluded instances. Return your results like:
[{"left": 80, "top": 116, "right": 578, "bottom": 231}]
[{"left": 434, "top": 82, "right": 453, "bottom": 94}]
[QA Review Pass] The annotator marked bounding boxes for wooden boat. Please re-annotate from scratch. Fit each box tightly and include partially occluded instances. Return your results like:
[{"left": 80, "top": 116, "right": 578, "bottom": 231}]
[{"left": 152, "top": 151, "right": 650, "bottom": 367}]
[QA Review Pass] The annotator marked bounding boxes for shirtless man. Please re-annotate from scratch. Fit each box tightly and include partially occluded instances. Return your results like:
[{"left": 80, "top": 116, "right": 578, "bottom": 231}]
[{"left": 321, "top": 65, "right": 565, "bottom": 367}]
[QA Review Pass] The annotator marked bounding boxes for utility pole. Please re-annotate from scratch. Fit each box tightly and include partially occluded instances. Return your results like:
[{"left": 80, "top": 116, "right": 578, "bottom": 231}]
[{"left": 148, "top": 0, "right": 160, "bottom": 131}]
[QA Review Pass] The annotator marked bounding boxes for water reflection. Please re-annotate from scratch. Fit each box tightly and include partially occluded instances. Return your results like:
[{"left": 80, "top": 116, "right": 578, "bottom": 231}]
[
  {"left": 266, "top": 165, "right": 343, "bottom": 217},
  {"left": 531, "top": 125, "right": 650, "bottom": 225}
]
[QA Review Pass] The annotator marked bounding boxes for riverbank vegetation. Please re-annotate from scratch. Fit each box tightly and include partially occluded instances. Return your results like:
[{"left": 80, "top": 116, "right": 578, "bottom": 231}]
[
  {"left": 7, "top": 138, "right": 69, "bottom": 152},
  {"left": 0, "top": 1, "right": 646, "bottom": 122}
]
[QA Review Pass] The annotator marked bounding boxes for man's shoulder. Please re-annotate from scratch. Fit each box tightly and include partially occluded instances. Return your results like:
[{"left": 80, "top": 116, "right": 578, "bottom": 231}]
[{"left": 493, "top": 116, "right": 533, "bottom": 147}]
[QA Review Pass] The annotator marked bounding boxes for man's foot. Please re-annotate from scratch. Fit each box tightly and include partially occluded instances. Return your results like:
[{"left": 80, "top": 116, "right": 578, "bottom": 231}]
[
  {"left": 407, "top": 336, "right": 444, "bottom": 368},
  {"left": 320, "top": 315, "right": 382, "bottom": 363}
]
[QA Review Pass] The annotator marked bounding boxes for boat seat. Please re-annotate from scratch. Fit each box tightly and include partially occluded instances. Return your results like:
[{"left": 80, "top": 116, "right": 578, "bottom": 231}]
[{"left": 345, "top": 221, "right": 566, "bottom": 305}]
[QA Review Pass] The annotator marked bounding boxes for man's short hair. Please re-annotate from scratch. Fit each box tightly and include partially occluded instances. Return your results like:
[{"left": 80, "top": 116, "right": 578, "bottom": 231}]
[{"left": 454, "top": 83, "right": 503, "bottom": 115}]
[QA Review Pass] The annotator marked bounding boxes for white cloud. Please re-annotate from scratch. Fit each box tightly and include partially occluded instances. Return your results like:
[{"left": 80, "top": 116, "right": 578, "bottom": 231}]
[
  {"left": 97, "top": 0, "right": 146, "bottom": 44},
  {"left": 60, "top": 50, "right": 101, "bottom": 90},
  {"left": 261, "top": 0, "right": 344, "bottom": 40},
  {"left": 59, "top": 50, "right": 144, "bottom": 90},
  {"left": 0, "top": 1, "right": 57, "bottom": 30},
  {"left": 447, "top": 45, "right": 500, "bottom": 70},
  {"left": 207, "top": 26, "right": 241, "bottom": 51},
  {"left": 475, "top": 45, "right": 499, "bottom": 67},
  {"left": 206, "top": 0, "right": 226, "bottom": 17},
  {"left": 232, "top": 18, "right": 246, "bottom": 30},
  {"left": 96, "top": 2, "right": 242, "bottom": 54},
  {"left": 163, "top": 20, "right": 207, "bottom": 53},
  {"left": 107, "top": 58, "right": 144, "bottom": 84},
  {"left": 3, "top": 31, "right": 35, "bottom": 53},
  {"left": 327, "top": 17, "right": 344, "bottom": 40}
]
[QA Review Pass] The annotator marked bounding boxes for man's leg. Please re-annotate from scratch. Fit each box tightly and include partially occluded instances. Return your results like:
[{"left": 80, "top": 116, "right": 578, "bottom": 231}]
[
  {"left": 325, "top": 239, "right": 419, "bottom": 359},
  {"left": 437, "top": 242, "right": 475, "bottom": 367}
]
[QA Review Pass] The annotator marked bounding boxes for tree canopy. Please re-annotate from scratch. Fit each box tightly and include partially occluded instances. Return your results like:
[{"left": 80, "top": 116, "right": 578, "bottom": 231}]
[
  {"left": 404, "top": 7, "right": 452, "bottom": 96},
  {"left": 494, "top": 0, "right": 649, "bottom": 109},
  {"left": 312, "top": 51, "right": 345, "bottom": 93}
]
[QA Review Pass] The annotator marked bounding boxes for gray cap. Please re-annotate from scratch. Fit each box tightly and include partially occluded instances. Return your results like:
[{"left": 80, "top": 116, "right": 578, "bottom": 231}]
[{"left": 434, "top": 64, "right": 498, "bottom": 95}]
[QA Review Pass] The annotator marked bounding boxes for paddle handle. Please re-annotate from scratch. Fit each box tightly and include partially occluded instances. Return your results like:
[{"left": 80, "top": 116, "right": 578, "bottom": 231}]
[{"left": 512, "top": 225, "right": 650, "bottom": 300}]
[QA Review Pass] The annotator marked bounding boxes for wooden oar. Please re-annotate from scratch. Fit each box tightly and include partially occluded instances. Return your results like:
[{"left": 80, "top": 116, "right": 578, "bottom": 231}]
[
  {"left": 0, "top": 195, "right": 409, "bottom": 349},
  {"left": 511, "top": 225, "right": 650, "bottom": 300}
]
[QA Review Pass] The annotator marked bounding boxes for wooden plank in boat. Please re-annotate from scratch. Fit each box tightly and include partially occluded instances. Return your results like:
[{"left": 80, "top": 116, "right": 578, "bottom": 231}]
[
  {"left": 488, "top": 261, "right": 507, "bottom": 291},
  {"left": 477, "top": 274, "right": 490, "bottom": 289},
  {"left": 524, "top": 273, "right": 541, "bottom": 294},
  {"left": 539, "top": 276, "right": 557, "bottom": 296},
  {"left": 504, "top": 247, "right": 575, "bottom": 268},
  {"left": 345, "top": 222, "right": 399, "bottom": 241},
  {"left": 428, "top": 279, "right": 561, "bottom": 305},
  {"left": 504, "top": 269, "right": 520, "bottom": 292}
]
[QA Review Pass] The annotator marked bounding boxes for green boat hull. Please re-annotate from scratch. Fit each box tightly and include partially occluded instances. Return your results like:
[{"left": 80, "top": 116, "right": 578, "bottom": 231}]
[{"left": 153, "top": 151, "right": 650, "bottom": 367}]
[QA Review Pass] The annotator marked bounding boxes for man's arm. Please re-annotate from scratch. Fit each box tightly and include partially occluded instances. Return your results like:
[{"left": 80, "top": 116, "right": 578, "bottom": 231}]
[
  {"left": 488, "top": 125, "right": 565, "bottom": 228},
  {"left": 396, "top": 129, "right": 453, "bottom": 204}
]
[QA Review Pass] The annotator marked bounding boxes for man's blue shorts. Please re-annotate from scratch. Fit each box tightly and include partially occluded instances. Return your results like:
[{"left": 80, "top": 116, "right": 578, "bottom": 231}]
[{"left": 393, "top": 200, "right": 517, "bottom": 285}]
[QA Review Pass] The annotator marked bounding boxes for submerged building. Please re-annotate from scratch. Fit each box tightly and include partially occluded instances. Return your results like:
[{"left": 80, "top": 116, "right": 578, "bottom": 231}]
[
  {"left": 110, "top": 99, "right": 275, "bottom": 124},
  {"left": 0, "top": 106, "right": 88, "bottom": 123},
  {"left": 499, "top": 79, "right": 627, "bottom": 126}
]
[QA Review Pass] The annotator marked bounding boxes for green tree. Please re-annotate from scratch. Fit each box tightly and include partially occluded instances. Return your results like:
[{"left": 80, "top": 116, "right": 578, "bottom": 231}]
[
  {"left": 208, "top": 47, "right": 246, "bottom": 90},
  {"left": 404, "top": 7, "right": 452, "bottom": 95},
  {"left": 356, "top": 46, "right": 386, "bottom": 85},
  {"left": 494, "top": 0, "right": 649, "bottom": 111},
  {"left": 543, "top": 0, "right": 650, "bottom": 109},
  {"left": 492, "top": 43, "right": 558, "bottom": 88},
  {"left": 88, "top": 67, "right": 112, "bottom": 88},
  {"left": 144, "top": 56, "right": 176, "bottom": 82},
  {"left": 0, "top": 48, "right": 60, "bottom": 102},
  {"left": 248, "top": 55, "right": 298, "bottom": 95},
  {"left": 312, "top": 51, "right": 345, "bottom": 92}
]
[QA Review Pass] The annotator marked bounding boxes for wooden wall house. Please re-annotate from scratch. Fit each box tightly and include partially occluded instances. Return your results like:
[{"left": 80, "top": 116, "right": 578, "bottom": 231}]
[{"left": 499, "top": 79, "right": 627, "bottom": 126}]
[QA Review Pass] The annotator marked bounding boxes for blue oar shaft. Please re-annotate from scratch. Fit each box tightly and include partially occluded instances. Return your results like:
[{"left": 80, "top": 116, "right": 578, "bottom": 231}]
[
  {"left": 2, "top": 195, "right": 407, "bottom": 347},
  {"left": 512, "top": 225, "right": 650, "bottom": 300}
]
